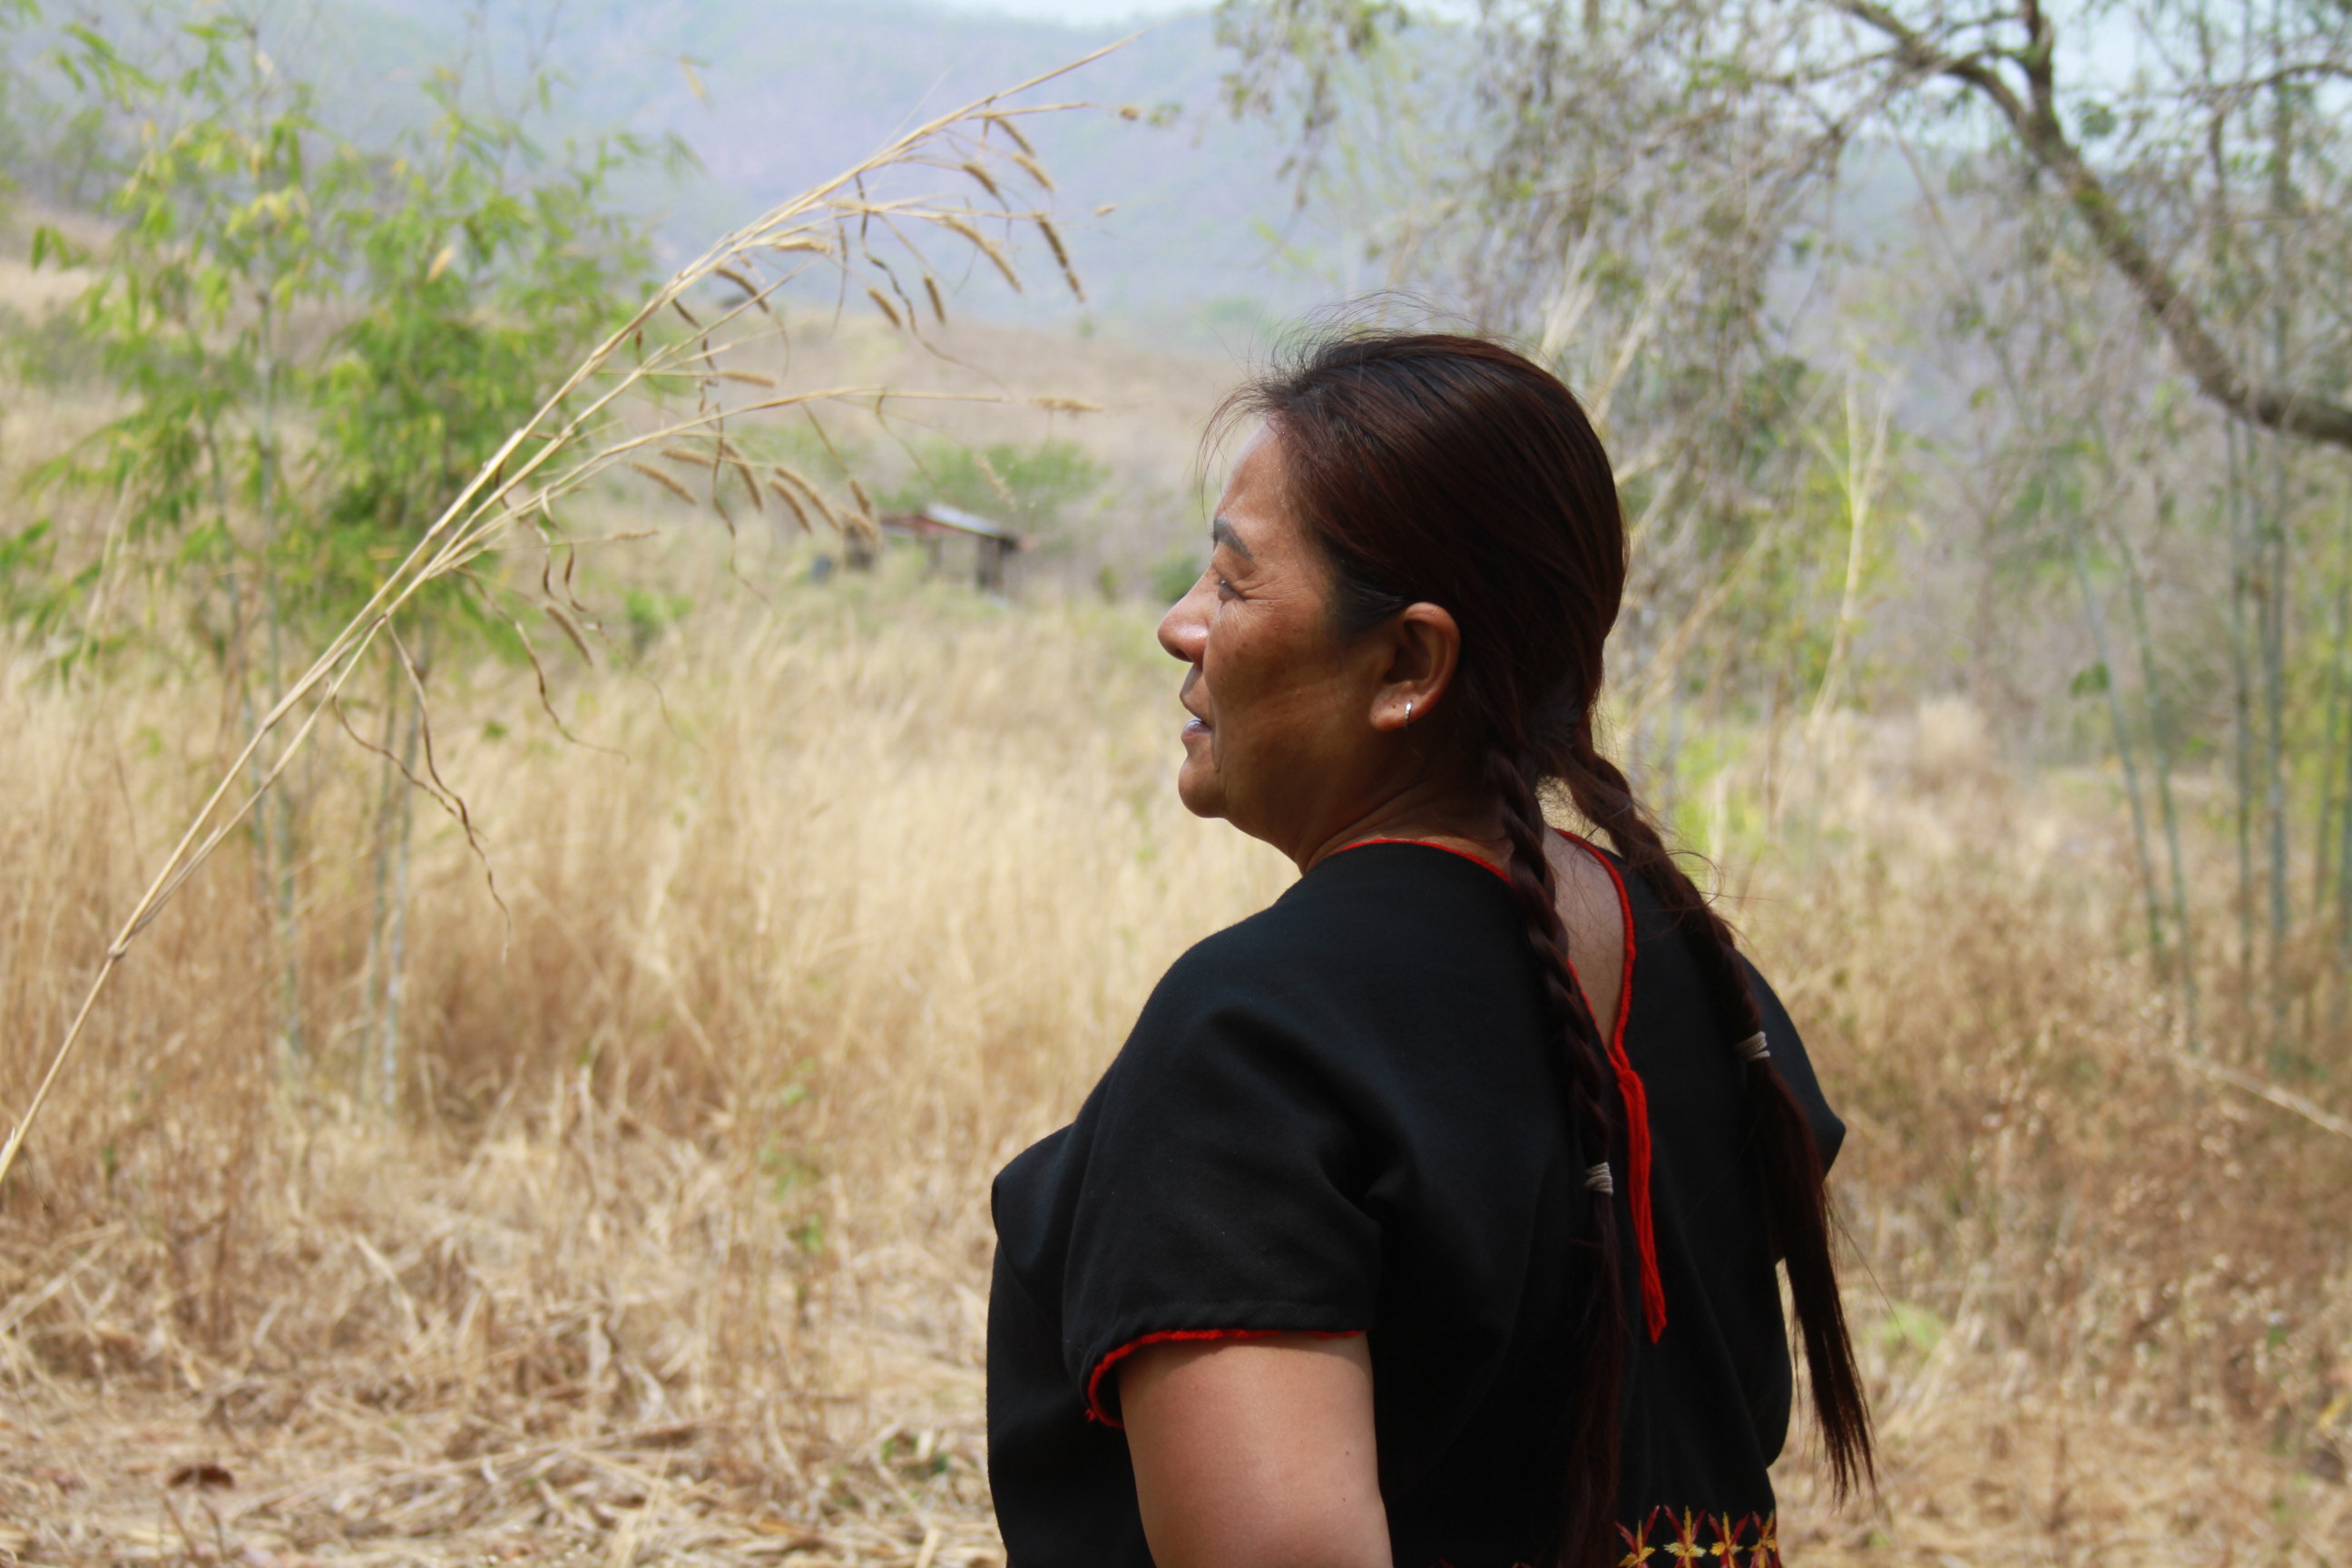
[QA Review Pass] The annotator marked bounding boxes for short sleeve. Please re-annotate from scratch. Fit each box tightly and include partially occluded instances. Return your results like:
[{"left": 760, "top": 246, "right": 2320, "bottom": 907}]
[{"left": 1052, "top": 959, "right": 1380, "bottom": 1425}]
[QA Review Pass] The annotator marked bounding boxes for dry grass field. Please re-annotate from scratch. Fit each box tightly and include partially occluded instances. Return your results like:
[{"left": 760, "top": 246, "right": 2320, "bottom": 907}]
[
  {"left": 2, "top": 416, "right": 2349, "bottom": 1564},
  {"left": 5, "top": 564, "right": 2348, "bottom": 1567},
  {"left": 6, "top": 0, "right": 2352, "bottom": 1548}
]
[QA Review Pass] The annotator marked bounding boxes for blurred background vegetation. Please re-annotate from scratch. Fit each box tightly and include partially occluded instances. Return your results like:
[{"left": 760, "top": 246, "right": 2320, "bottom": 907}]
[{"left": 0, "top": 0, "right": 2348, "bottom": 1562}]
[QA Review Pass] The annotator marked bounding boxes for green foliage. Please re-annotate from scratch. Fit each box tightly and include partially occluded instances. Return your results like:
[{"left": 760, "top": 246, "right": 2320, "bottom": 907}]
[
  {"left": 0, "top": 518, "right": 97, "bottom": 642},
  {"left": 32, "top": 19, "right": 347, "bottom": 560},
  {"left": 309, "top": 69, "right": 671, "bottom": 639},
  {"left": 623, "top": 588, "right": 692, "bottom": 655},
  {"left": 1147, "top": 545, "right": 1206, "bottom": 606},
  {"left": 1215, "top": 0, "right": 1411, "bottom": 165},
  {"left": 19, "top": 7, "right": 662, "bottom": 662}
]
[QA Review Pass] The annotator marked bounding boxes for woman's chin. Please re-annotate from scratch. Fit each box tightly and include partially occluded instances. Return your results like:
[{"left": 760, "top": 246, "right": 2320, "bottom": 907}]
[{"left": 1173, "top": 761, "right": 1224, "bottom": 821}]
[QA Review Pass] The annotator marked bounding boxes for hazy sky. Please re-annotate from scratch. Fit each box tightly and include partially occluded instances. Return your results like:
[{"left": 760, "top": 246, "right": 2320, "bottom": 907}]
[{"left": 926, "top": 0, "right": 1202, "bottom": 23}]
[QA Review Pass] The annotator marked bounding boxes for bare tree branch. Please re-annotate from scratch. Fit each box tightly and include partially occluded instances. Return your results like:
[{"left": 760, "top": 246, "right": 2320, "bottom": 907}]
[{"left": 1831, "top": 0, "right": 2352, "bottom": 450}]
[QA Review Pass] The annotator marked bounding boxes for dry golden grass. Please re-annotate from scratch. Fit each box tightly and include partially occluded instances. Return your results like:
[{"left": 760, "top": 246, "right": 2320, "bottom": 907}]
[
  {"left": 1724, "top": 704, "right": 2352, "bottom": 1564},
  {"left": 0, "top": 53, "right": 1158, "bottom": 1210},
  {"left": 3, "top": 562, "right": 2348, "bottom": 1565}
]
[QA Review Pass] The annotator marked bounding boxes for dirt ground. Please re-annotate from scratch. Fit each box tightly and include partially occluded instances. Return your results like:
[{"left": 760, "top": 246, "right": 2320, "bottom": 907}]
[
  {"left": 0, "top": 1317, "right": 995, "bottom": 1568},
  {"left": 8, "top": 1327, "right": 2348, "bottom": 1568}
]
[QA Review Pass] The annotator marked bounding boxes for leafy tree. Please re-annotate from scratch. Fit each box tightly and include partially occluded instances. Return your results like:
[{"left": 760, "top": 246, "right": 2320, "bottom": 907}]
[
  {"left": 311, "top": 65, "right": 669, "bottom": 639},
  {"left": 33, "top": 18, "right": 353, "bottom": 673},
  {"left": 25, "top": 5, "right": 663, "bottom": 1085},
  {"left": 1220, "top": 0, "right": 2352, "bottom": 450},
  {"left": 29, "top": 15, "right": 365, "bottom": 1058},
  {"left": 306, "top": 59, "right": 669, "bottom": 1101}
]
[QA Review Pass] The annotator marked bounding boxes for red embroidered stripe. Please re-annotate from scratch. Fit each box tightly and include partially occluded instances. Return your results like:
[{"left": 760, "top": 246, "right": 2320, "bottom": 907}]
[
  {"left": 1329, "top": 831, "right": 1667, "bottom": 1341},
  {"left": 1341, "top": 836, "right": 1511, "bottom": 882},
  {"left": 1558, "top": 828, "right": 1666, "bottom": 1342},
  {"left": 1084, "top": 1328, "right": 1365, "bottom": 1427}
]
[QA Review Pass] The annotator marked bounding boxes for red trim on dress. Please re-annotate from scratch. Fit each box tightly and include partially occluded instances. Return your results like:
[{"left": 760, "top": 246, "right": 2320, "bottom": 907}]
[
  {"left": 1084, "top": 1328, "right": 1365, "bottom": 1427},
  {"left": 1556, "top": 828, "right": 1667, "bottom": 1343},
  {"left": 1327, "top": 830, "right": 1668, "bottom": 1340},
  {"left": 1341, "top": 836, "right": 1512, "bottom": 883}
]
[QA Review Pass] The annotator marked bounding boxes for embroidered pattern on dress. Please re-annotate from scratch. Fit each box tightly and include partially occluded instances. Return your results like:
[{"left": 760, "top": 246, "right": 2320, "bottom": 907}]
[
  {"left": 1618, "top": 1507, "right": 1781, "bottom": 1568},
  {"left": 1424, "top": 1510, "right": 1779, "bottom": 1568}
]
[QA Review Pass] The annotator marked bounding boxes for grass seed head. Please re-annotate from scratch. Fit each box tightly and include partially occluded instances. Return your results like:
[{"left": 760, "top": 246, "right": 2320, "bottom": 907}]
[
  {"left": 985, "top": 111, "right": 1038, "bottom": 158},
  {"left": 729, "top": 456, "right": 765, "bottom": 511},
  {"left": 769, "top": 477, "right": 813, "bottom": 532},
  {"left": 1008, "top": 150, "right": 1054, "bottom": 191},
  {"left": 771, "top": 465, "right": 846, "bottom": 533},
  {"left": 958, "top": 161, "right": 1004, "bottom": 203},
  {"left": 629, "top": 461, "right": 701, "bottom": 505}
]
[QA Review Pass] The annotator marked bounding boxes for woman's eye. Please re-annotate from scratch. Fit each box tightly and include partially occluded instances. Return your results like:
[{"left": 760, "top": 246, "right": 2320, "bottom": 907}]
[{"left": 1215, "top": 576, "right": 1239, "bottom": 600}]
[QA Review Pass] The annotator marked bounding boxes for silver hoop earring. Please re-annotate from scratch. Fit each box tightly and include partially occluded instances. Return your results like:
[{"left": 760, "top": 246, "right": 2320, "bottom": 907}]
[{"left": 1404, "top": 700, "right": 1415, "bottom": 730}]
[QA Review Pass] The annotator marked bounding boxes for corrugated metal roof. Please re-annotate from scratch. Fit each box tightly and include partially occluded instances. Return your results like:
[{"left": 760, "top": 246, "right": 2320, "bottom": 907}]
[{"left": 919, "top": 502, "right": 1018, "bottom": 541}]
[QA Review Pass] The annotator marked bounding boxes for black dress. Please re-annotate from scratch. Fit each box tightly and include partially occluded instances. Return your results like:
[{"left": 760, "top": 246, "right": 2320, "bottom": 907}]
[{"left": 988, "top": 837, "right": 1843, "bottom": 1568}]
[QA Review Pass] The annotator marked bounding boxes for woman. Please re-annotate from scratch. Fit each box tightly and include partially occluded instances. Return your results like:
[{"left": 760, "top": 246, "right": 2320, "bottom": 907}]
[{"left": 987, "top": 330, "right": 1870, "bottom": 1568}]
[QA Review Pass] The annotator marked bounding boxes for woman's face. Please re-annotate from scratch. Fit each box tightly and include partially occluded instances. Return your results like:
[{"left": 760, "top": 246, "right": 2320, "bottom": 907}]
[{"left": 1157, "top": 424, "right": 1442, "bottom": 863}]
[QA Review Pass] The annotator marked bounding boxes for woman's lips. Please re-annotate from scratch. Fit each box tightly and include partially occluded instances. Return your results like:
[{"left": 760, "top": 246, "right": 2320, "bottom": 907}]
[{"left": 1182, "top": 717, "right": 1210, "bottom": 739}]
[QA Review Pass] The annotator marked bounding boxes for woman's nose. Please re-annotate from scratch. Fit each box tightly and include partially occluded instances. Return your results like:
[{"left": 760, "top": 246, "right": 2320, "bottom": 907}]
[{"left": 1158, "top": 578, "right": 1210, "bottom": 663}]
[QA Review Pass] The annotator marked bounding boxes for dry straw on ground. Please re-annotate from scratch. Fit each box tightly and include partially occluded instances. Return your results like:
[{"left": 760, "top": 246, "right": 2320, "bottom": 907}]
[
  {"left": 5, "top": 573, "right": 2348, "bottom": 1563},
  {"left": 0, "top": 573, "right": 1285, "bottom": 1563}
]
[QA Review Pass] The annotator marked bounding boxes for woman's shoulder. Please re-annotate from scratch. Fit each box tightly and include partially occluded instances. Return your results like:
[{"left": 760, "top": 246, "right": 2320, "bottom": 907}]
[
  {"left": 1105, "top": 841, "right": 1540, "bottom": 1109},
  {"left": 1156, "top": 839, "right": 1523, "bottom": 1004}
]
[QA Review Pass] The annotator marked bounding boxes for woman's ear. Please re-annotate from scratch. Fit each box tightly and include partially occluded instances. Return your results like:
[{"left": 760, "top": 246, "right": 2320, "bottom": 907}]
[{"left": 1368, "top": 602, "right": 1462, "bottom": 732}]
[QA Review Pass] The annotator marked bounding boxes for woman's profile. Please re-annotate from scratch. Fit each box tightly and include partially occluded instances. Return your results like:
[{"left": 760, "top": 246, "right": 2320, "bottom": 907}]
[{"left": 987, "top": 328, "right": 1871, "bottom": 1568}]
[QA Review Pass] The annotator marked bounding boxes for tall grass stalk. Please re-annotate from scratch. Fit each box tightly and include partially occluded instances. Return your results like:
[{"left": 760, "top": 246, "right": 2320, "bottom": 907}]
[{"left": 0, "top": 48, "right": 1125, "bottom": 1187}]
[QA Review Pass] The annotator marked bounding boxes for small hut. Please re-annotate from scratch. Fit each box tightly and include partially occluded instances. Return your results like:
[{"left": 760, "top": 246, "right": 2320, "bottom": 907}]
[{"left": 877, "top": 502, "right": 1026, "bottom": 591}]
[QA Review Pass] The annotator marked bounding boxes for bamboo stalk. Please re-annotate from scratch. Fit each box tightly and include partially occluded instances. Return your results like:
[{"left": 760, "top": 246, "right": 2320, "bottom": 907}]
[
  {"left": 2313, "top": 579, "right": 2347, "bottom": 926},
  {"left": 2337, "top": 534, "right": 2352, "bottom": 1014},
  {"left": 2258, "top": 436, "right": 2292, "bottom": 1048},
  {"left": 2225, "top": 420, "right": 2259, "bottom": 985},
  {"left": 2072, "top": 525, "right": 2167, "bottom": 975},
  {"left": 2114, "top": 506, "right": 2200, "bottom": 1050},
  {"left": 1808, "top": 374, "right": 1887, "bottom": 724}
]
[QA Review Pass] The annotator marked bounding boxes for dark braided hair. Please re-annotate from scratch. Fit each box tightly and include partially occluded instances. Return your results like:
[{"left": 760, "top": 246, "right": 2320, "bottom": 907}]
[
  {"left": 1218, "top": 328, "right": 1873, "bottom": 1566},
  {"left": 1555, "top": 725, "right": 1873, "bottom": 1495}
]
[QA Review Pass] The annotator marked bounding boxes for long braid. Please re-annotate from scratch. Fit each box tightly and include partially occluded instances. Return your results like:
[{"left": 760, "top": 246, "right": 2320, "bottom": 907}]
[
  {"left": 1561, "top": 730, "right": 1876, "bottom": 1495},
  {"left": 1483, "top": 739, "right": 1628, "bottom": 1568}
]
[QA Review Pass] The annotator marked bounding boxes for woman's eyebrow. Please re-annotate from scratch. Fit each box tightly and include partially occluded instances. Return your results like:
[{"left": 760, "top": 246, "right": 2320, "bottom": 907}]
[{"left": 1211, "top": 517, "right": 1254, "bottom": 561}]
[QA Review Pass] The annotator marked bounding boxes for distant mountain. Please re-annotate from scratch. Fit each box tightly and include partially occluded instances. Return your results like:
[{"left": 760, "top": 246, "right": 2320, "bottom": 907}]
[
  {"left": 24, "top": 0, "right": 1936, "bottom": 353},
  {"left": 326, "top": 0, "right": 1344, "bottom": 347}
]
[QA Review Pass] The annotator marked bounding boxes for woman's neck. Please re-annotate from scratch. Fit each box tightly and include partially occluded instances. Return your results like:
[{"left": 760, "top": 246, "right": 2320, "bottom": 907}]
[{"left": 1294, "top": 783, "right": 1511, "bottom": 877}]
